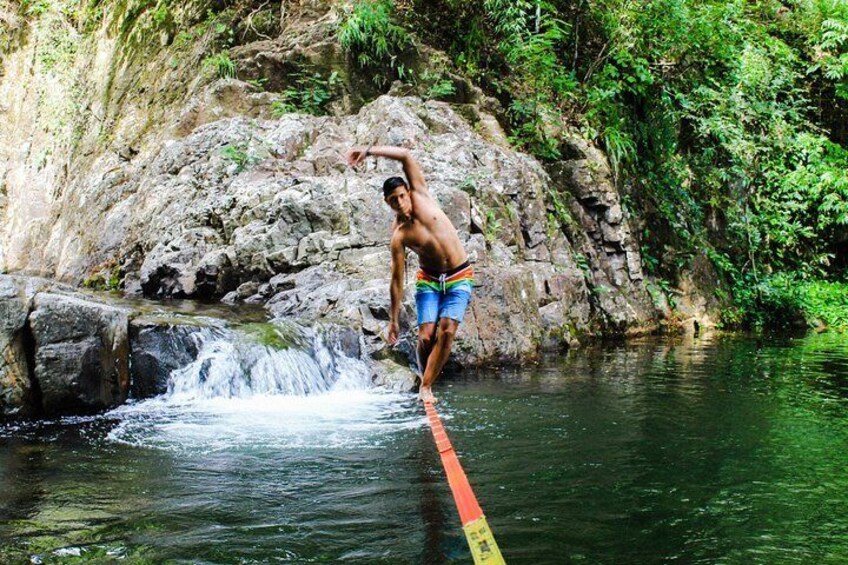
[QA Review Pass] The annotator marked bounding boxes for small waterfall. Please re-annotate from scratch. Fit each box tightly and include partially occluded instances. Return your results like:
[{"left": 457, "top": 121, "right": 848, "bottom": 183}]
[
  {"left": 108, "top": 319, "right": 415, "bottom": 452},
  {"left": 165, "top": 321, "right": 371, "bottom": 401}
]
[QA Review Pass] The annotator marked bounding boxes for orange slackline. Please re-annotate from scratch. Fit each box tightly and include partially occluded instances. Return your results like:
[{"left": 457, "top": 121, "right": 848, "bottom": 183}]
[{"left": 424, "top": 401, "right": 506, "bottom": 564}]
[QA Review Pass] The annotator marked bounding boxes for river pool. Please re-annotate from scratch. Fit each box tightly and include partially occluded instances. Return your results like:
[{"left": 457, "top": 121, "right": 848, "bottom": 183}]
[{"left": 1, "top": 333, "right": 847, "bottom": 564}]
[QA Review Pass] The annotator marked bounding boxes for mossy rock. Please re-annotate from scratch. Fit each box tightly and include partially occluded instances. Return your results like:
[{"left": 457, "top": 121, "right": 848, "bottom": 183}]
[{"left": 236, "top": 322, "right": 306, "bottom": 350}]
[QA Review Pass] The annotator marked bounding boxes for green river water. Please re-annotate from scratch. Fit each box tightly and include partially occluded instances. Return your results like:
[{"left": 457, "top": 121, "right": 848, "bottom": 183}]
[{"left": 1, "top": 333, "right": 847, "bottom": 564}]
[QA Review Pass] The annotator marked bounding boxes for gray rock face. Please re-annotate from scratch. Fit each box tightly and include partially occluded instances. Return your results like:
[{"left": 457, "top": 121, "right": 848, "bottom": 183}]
[
  {"left": 28, "top": 293, "right": 130, "bottom": 415},
  {"left": 0, "top": 276, "right": 34, "bottom": 417},
  {"left": 548, "top": 138, "right": 656, "bottom": 333},
  {"left": 3, "top": 91, "right": 660, "bottom": 365}
]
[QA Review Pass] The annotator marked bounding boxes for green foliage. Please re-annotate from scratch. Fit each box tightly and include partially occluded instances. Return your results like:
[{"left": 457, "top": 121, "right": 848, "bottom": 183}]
[
  {"left": 221, "top": 142, "right": 260, "bottom": 172},
  {"left": 678, "top": 40, "right": 848, "bottom": 272},
  {"left": 483, "top": 209, "right": 502, "bottom": 244},
  {"left": 646, "top": 278, "right": 677, "bottom": 310},
  {"left": 403, "top": 0, "right": 848, "bottom": 325},
  {"left": 806, "top": 2, "right": 848, "bottom": 100},
  {"left": 271, "top": 70, "right": 340, "bottom": 116},
  {"left": 545, "top": 185, "right": 575, "bottom": 233},
  {"left": 202, "top": 51, "right": 236, "bottom": 79},
  {"left": 246, "top": 77, "right": 268, "bottom": 89},
  {"left": 173, "top": 8, "right": 235, "bottom": 52},
  {"left": 819, "top": 18, "right": 848, "bottom": 98},
  {"left": 338, "top": 0, "right": 411, "bottom": 85},
  {"left": 722, "top": 273, "right": 848, "bottom": 331},
  {"left": 34, "top": 9, "right": 79, "bottom": 72},
  {"left": 484, "top": 0, "right": 577, "bottom": 158},
  {"left": 82, "top": 266, "right": 122, "bottom": 291},
  {"left": 24, "top": 0, "right": 50, "bottom": 17},
  {"left": 573, "top": 252, "right": 590, "bottom": 275},
  {"left": 239, "top": 323, "right": 294, "bottom": 350},
  {"left": 795, "top": 280, "right": 848, "bottom": 329},
  {"left": 419, "top": 68, "right": 456, "bottom": 100},
  {"left": 426, "top": 78, "right": 455, "bottom": 99},
  {"left": 151, "top": 1, "right": 171, "bottom": 27},
  {"left": 600, "top": 123, "right": 636, "bottom": 183},
  {"left": 457, "top": 172, "right": 483, "bottom": 195}
]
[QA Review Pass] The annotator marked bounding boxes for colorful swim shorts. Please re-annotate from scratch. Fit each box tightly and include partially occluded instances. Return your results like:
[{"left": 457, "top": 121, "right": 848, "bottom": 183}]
[{"left": 415, "top": 261, "right": 474, "bottom": 326}]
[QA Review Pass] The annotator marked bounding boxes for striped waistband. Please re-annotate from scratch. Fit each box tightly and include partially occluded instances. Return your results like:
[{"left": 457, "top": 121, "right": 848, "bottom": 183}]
[
  {"left": 420, "top": 260, "right": 471, "bottom": 280},
  {"left": 416, "top": 262, "right": 474, "bottom": 293}
]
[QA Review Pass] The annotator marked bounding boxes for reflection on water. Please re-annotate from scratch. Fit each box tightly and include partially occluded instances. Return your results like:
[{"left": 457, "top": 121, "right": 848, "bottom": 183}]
[{"left": 1, "top": 333, "right": 848, "bottom": 564}]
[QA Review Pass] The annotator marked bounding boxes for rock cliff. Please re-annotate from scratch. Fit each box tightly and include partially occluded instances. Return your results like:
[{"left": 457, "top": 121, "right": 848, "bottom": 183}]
[{"left": 0, "top": 0, "right": 664, "bottom": 374}]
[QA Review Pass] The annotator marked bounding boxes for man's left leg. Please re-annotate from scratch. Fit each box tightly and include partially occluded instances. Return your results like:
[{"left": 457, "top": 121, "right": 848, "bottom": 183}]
[{"left": 419, "top": 317, "right": 459, "bottom": 403}]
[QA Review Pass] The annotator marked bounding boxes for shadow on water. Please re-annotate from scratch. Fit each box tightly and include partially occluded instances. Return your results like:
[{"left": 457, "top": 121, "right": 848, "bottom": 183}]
[
  {"left": 1, "top": 332, "right": 847, "bottom": 563},
  {"left": 0, "top": 437, "right": 48, "bottom": 523}
]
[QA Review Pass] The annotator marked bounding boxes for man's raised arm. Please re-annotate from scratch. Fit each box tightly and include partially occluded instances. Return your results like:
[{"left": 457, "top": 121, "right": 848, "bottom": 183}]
[{"left": 345, "top": 145, "right": 429, "bottom": 196}]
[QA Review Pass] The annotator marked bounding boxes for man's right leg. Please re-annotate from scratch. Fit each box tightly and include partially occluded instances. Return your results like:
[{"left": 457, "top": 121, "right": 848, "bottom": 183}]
[
  {"left": 417, "top": 323, "right": 436, "bottom": 377},
  {"left": 415, "top": 287, "right": 439, "bottom": 382}
]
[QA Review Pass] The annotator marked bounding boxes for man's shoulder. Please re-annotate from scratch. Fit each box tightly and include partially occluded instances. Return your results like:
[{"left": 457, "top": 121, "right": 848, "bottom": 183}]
[{"left": 390, "top": 222, "right": 405, "bottom": 245}]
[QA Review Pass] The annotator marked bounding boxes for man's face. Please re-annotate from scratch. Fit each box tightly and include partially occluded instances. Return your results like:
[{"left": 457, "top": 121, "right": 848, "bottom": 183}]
[{"left": 385, "top": 186, "right": 412, "bottom": 218}]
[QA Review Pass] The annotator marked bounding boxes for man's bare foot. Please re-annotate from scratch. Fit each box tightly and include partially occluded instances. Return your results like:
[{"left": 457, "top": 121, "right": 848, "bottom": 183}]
[{"left": 418, "top": 386, "right": 437, "bottom": 404}]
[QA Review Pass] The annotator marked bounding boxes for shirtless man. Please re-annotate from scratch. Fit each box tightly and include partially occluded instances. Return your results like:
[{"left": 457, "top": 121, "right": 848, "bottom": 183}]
[{"left": 345, "top": 145, "right": 473, "bottom": 403}]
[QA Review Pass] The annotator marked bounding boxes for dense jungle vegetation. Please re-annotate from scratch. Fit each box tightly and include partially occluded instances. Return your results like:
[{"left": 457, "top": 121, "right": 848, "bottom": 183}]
[{"left": 375, "top": 0, "right": 848, "bottom": 330}]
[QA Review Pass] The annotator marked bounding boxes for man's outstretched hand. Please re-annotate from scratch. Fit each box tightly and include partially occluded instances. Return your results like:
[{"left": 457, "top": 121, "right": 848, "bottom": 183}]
[
  {"left": 345, "top": 146, "right": 367, "bottom": 168},
  {"left": 387, "top": 320, "right": 399, "bottom": 345}
]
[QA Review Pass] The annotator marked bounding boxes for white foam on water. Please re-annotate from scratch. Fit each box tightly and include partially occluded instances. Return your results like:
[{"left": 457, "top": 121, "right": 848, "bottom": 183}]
[
  {"left": 106, "top": 323, "right": 422, "bottom": 452},
  {"left": 107, "top": 389, "right": 420, "bottom": 453}
]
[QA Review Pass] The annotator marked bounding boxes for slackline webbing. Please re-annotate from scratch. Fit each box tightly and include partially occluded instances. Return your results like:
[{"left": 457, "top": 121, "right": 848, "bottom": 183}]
[{"left": 424, "top": 400, "right": 506, "bottom": 564}]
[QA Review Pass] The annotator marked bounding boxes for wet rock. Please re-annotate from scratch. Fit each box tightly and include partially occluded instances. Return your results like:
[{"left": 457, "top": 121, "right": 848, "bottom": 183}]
[
  {"left": 316, "top": 323, "right": 362, "bottom": 359},
  {"left": 28, "top": 293, "right": 130, "bottom": 416},
  {"left": 128, "top": 317, "right": 208, "bottom": 399},
  {"left": 371, "top": 358, "right": 418, "bottom": 392}
]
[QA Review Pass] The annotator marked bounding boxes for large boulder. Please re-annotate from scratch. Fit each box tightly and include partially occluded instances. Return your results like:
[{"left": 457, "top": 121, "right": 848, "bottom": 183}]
[
  {"left": 4, "top": 93, "right": 661, "bottom": 368},
  {"left": 239, "top": 96, "right": 650, "bottom": 363},
  {"left": 28, "top": 293, "right": 130, "bottom": 415},
  {"left": 0, "top": 276, "right": 34, "bottom": 417}
]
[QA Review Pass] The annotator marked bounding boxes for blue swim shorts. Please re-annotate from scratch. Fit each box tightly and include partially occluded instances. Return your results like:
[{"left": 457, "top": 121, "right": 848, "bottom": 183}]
[{"left": 415, "top": 262, "right": 474, "bottom": 326}]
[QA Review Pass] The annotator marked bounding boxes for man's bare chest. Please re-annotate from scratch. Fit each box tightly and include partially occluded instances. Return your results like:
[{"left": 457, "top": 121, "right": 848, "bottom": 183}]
[{"left": 400, "top": 220, "right": 438, "bottom": 250}]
